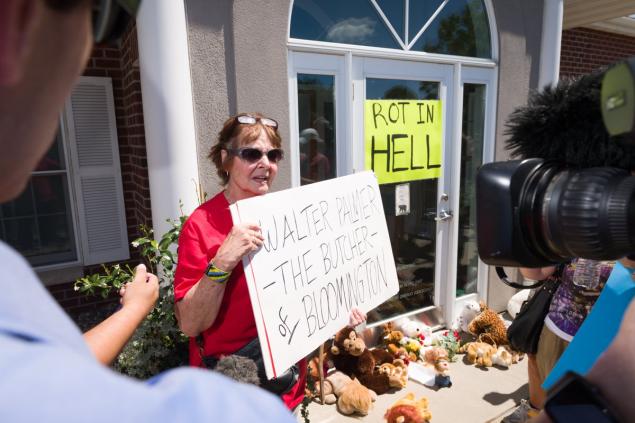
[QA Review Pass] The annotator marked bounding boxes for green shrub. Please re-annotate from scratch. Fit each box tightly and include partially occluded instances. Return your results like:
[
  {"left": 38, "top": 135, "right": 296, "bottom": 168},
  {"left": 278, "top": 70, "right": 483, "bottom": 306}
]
[{"left": 74, "top": 216, "right": 189, "bottom": 379}]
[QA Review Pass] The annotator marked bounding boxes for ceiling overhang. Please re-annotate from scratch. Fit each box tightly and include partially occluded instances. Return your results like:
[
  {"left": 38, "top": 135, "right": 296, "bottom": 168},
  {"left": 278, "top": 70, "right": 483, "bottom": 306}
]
[{"left": 564, "top": 0, "right": 635, "bottom": 29}]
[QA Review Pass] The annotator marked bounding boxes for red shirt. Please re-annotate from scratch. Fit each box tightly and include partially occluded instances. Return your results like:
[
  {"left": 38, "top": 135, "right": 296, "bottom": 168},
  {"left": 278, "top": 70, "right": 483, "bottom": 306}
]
[{"left": 173, "top": 192, "right": 306, "bottom": 410}]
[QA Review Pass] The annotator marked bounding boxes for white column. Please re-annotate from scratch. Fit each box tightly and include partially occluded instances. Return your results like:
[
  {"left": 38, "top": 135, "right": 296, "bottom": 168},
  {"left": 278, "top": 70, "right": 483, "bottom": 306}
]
[
  {"left": 539, "top": 0, "right": 564, "bottom": 89},
  {"left": 136, "top": 1, "right": 200, "bottom": 237}
]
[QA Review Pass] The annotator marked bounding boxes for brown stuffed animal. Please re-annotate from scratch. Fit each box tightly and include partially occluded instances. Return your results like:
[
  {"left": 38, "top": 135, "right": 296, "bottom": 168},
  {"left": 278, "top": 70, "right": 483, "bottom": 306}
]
[
  {"left": 308, "top": 378, "right": 336, "bottom": 404},
  {"left": 384, "top": 392, "right": 432, "bottom": 423},
  {"left": 459, "top": 341, "right": 497, "bottom": 367},
  {"left": 382, "top": 323, "right": 407, "bottom": 358},
  {"left": 330, "top": 328, "right": 395, "bottom": 394},
  {"left": 467, "top": 301, "right": 508, "bottom": 346},
  {"left": 422, "top": 346, "right": 448, "bottom": 366},
  {"left": 378, "top": 358, "right": 408, "bottom": 389},
  {"left": 326, "top": 371, "right": 377, "bottom": 416}
]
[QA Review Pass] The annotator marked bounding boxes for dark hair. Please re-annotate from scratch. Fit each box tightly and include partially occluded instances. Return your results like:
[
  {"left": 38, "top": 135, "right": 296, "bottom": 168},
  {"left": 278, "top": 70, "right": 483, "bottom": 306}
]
[{"left": 209, "top": 113, "right": 282, "bottom": 185}]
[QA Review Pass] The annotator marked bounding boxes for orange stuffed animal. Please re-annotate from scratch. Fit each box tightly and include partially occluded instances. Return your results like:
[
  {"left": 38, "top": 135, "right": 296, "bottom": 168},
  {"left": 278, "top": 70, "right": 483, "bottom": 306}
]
[{"left": 384, "top": 392, "right": 432, "bottom": 423}]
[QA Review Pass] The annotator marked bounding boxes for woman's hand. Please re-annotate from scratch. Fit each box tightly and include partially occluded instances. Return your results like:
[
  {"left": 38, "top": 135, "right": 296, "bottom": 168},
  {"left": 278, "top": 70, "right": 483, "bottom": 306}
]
[
  {"left": 347, "top": 307, "right": 367, "bottom": 328},
  {"left": 213, "top": 222, "right": 264, "bottom": 271}
]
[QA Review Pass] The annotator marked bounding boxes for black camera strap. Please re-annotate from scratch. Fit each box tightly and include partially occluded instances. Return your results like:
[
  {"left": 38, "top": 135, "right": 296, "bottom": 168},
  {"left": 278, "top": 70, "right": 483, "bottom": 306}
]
[{"left": 495, "top": 266, "right": 546, "bottom": 289}]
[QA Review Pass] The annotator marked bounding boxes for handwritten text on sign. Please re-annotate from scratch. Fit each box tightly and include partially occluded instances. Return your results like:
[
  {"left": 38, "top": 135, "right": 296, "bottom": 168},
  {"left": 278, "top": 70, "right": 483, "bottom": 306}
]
[
  {"left": 365, "top": 100, "right": 443, "bottom": 184},
  {"left": 230, "top": 171, "right": 399, "bottom": 379}
]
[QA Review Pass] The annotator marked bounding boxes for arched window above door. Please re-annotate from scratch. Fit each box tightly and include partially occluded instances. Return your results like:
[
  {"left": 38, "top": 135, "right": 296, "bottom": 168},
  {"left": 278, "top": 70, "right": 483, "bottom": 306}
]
[{"left": 290, "top": 0, "right": 491, "bottom": 58}]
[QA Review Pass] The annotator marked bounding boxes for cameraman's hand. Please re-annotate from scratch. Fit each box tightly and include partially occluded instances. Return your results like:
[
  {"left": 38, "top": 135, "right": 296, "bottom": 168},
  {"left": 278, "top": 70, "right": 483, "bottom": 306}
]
[
  {"left": 531, "top": 291, "right": 635, "bottom": 423},
  {"left": 585, "top": 294, "right": 635, "bottom": 421},
  {"left": 119, "top": 264, "right": 159, "bottom": 315},
  {"left": 84, "top": 264, "right": 159, "bottom": 365},
  {"left": 618, "top": 257, "right": 635, "bottom": 281}
]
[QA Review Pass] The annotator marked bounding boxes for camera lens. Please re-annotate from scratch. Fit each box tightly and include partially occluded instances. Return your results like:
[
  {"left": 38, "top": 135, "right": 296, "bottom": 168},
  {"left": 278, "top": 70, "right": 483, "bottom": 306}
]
[
  {"left": 522, "top": 165, "right": 635, "bottom": 262},
  {"left": 476, "top": 159, "right": 635, "bottom": 267}
]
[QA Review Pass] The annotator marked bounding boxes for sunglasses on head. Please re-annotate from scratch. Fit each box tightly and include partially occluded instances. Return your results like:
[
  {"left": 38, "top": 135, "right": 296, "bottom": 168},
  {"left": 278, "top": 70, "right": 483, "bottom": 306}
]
[
  {"left": 92, "top": 0, "right": 142, "bottom": 44},
  {"left": 228, "top": 148, "right": 284, "bottom": 164},
  {"left": 236, "top": 115, "right": 279, "bottom": 129}
]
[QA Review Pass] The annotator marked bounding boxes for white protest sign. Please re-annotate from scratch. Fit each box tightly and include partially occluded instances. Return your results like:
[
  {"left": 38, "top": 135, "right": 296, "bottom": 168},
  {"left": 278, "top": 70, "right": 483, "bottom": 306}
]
[{"left": 230, "top": 171, "right": 399, "bottom": 379}]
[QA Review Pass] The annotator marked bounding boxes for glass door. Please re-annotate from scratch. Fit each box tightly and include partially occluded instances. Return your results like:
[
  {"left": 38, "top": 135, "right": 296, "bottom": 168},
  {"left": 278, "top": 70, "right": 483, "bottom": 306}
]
[
  {"left": 352, "top": 57, "right": 455, "bottom": 326},
  {"left": 452, "top": 66, "right": 496, "bottom": 318},
  {"left": 288, "top": 51, "right": 350, "bottom": 187},
  {"left": 290, "top": 53, "right": 496, "bottom": 327}
]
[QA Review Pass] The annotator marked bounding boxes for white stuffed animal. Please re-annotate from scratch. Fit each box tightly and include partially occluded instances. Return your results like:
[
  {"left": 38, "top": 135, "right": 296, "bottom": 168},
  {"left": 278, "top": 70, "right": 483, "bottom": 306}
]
[
  {"left": 397, "top": 318, "right": 433, "bottom": 346},
  {"left": 492, "top": 346, "right": 513, "bottom": 368},
  {"left": 452, "top": 300, "right": 481, "bottom": 333},
  {"left": 507, "top": 290, "right": 530, "bottom": 319}
]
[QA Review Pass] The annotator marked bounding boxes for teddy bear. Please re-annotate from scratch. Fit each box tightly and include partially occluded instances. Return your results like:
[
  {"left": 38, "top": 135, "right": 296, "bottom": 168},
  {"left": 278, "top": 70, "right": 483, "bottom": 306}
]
[
  {"left": 312, "top": 371, "right": 377, "bottom": 415},
  {"left": 384, "top": 392, "right": 432, "bottom": 423},
  {"left": 328, "top": 371, "right": 377, "bottom": 416},
  {"left": 506, "top": 345, "right": 525, "bottom": 363},
  {"left": 308, "top": 377, "right": 336, "bottom": 404},
  {"left": 492, "top": 345, "right": 513, "bottom": 368},
  {"left": 422, "top": 346, "right": 448, "bottom": 365},
  {"left": 507, "top": 289, "right": 530, "bottom": 319},
  {"left": 381, "top": 323, "right": 408, "bottom": 359},
  {"left": 459, "top": 341, "right": 497, "bottom": 367},
  {"left": 467, "top": 301, "right": 508, "bottom": 346},
  {"left": 398, "top": 318, "right": 433, "bottom": 347},
  {"left": 491, "top": 345, "right": 525, "bottom": 368},
  {"left": 330, "top": 327, "right": 396, "bottom": 394},
  {"left": 378, "top": 358, "right": 408, "bottom": 389},
  {"left": 400, "top": 337, "right": 423, "bottom": 362}
]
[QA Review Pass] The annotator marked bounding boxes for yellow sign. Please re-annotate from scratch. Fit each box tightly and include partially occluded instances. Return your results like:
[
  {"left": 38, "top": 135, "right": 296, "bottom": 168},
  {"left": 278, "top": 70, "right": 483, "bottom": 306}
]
[{"left": 364, "top": 100, "right": 442, "bottom": 184}]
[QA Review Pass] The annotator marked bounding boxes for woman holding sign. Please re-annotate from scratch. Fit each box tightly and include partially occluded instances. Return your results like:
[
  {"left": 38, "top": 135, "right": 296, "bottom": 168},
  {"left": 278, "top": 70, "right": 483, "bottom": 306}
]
[{"left": 173, "top": 113, "right": 365, "bottom": 411}]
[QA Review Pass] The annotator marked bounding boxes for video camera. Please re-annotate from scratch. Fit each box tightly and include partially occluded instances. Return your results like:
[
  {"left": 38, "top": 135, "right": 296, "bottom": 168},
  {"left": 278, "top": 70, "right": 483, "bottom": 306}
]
[{"left": 476, "top": 58, "right": 635, "bottom": 268}]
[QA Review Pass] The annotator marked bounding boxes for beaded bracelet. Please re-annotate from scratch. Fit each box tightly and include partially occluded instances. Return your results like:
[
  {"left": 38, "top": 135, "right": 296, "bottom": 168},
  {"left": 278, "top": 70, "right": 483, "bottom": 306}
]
[{"left": 204, "top": 262, "right": 231, "bottom": 284}]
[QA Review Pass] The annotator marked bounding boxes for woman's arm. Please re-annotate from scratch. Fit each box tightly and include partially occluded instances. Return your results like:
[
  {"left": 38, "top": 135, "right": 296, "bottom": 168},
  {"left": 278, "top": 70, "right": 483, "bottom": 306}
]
[
  {"left": 83, "top": 264, "right": 159, "bottom": 365},
  {"left": 520, "top": 266, "right": 558, "bottom": 281},
  {"left": 175, "top": 222, "right": 264, "bottom": 337}
]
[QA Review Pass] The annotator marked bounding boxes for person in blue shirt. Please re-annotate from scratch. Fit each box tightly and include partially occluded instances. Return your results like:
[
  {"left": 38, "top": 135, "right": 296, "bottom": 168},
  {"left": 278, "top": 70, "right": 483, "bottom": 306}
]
[{"left": 0, "top": 1, "right": 295, "bottom": 422}]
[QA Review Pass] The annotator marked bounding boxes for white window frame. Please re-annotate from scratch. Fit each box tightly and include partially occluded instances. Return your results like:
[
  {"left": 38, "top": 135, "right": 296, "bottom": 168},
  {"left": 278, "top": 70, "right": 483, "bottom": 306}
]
[
  {"left": 288, "top": 52, "right": 352, "bottom": 186},
  {"left": 1, "top": 124, "right": 82, "bottom": 271},
  {"left": 34, "top": 77, "right": 129, "bottom": 273}
]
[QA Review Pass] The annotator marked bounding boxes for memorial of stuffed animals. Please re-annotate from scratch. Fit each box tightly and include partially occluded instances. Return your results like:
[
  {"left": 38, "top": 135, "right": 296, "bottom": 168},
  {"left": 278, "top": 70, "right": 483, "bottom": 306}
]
[{"left": 305, "top": 300, "right": 526, "bottom": 422}]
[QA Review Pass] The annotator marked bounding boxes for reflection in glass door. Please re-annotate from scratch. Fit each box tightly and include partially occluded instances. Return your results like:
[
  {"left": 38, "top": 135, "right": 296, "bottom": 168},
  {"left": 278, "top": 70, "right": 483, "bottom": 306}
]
[
  {"left": 364, "top": 78, "right": 441, "bottom": 323},
  {"left": 297, "top": 74, "right": 337, "bottom": 185},
  {"left": 456, "top": 84, "right": 485, "bottom": 297}
]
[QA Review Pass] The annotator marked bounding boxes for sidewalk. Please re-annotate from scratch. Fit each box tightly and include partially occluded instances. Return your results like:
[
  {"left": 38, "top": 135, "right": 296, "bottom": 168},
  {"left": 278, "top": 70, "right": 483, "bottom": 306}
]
[{"left": 305, "top": 353, "right": 528, "bottom": 423}]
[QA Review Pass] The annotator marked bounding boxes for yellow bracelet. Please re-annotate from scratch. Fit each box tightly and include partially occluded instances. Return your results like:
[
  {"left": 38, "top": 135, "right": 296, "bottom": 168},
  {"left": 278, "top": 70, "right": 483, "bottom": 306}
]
[{"left": 204, "top": 262, "right": 230, "bottom": 284}]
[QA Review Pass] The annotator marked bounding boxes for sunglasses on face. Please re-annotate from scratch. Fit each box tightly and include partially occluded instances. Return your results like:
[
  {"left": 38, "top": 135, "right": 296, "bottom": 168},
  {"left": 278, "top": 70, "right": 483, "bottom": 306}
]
[
  {"left": 92, "top": 0, "right": 141, "bottom": 44},
  {"left": 228, "top": 148, "right": 284, "bottom": 164},
  {"left": 236, "top": 115, "right": 279, "bottom": 129}
]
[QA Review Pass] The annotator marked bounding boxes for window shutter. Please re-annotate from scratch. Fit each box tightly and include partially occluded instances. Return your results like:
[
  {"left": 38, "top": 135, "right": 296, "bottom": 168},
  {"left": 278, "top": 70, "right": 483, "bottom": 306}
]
[{"left": 64, "top": 76, "right": 129, "bottom": 266}]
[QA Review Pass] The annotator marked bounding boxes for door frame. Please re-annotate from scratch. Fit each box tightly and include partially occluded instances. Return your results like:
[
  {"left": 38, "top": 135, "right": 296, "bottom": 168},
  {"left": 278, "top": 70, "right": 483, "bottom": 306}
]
[
  {"left": 352, "top": 56, "right": 456, "bottom": 326},
  {"left": 449, "top": 65, "right": 497, "bottom": 324},
  {"left": 288, "top": 51, "right": 497, "bottom": 327}
]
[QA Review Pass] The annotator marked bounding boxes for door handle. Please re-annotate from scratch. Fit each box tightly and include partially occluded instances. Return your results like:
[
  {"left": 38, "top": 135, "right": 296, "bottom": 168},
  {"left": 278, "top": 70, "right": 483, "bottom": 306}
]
[{"left": 434, "top": 209, "right": 453, "bottom": 222}]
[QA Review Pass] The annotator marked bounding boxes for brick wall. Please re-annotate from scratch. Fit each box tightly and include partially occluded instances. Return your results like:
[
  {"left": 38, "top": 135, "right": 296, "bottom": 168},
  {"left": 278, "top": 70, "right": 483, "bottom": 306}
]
[
  {"left": 48, "top": 22, "right": 152, "bottom": 318},
  {"left": 561, "top": 27, "right": 635, "bottom": 78}
]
